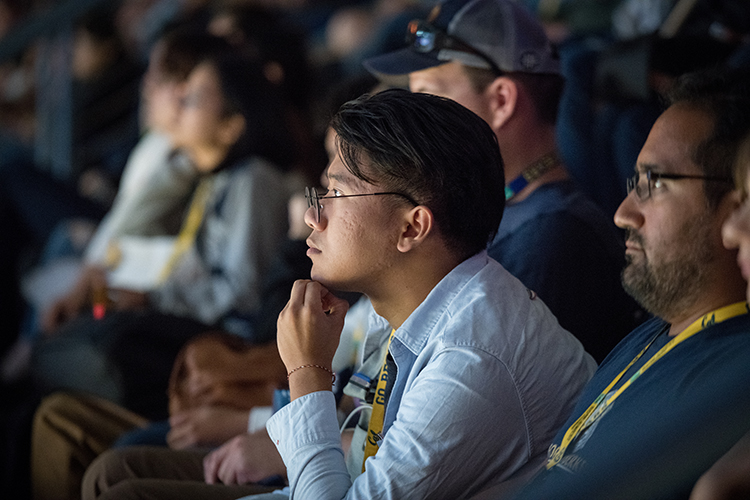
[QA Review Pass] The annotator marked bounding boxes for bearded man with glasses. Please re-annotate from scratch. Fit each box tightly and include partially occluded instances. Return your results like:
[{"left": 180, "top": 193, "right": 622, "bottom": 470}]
[{"left": 510, "top": 67, "right": 750, "bottom": 500}]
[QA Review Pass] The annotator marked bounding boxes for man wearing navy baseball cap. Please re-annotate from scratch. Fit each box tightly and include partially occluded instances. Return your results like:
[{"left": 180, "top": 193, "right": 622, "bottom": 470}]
[
  {"left": 366, "top": 0, "right": 560, "bottom": 78},
  {"left": 365, "top": 0, "right": 643, "bottom": 363}
]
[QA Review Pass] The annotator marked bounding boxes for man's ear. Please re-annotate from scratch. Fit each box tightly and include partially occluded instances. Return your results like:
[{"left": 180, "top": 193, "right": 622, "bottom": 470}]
[
  {"left": 397, "top": 205, "right": 434, "bottom": 253},
  {"left": 218, "top": 114, "right": 246, "bottom": 148},
  {"left": 486, "top": 76, "right": 518, "bottom": 131}
]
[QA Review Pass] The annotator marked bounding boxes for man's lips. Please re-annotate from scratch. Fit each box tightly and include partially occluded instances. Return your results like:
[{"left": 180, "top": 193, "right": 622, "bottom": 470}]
[
  {"left": 623, "top": 230, "right": 645, "bottom": 254},
  {"left": 625, "top": 240, "right": 644, "bottom": 252},
  {"left": 306, "top": 238, "right": 321, "bottom": 256}
]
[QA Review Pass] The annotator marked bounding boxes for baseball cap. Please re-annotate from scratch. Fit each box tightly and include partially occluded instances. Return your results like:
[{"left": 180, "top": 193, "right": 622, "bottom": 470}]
[{"left": 364, "top": 0, "right": 560, "bottom": 78}]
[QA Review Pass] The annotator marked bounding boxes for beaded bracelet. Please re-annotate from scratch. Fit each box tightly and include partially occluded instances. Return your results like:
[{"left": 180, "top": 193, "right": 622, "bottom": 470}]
[{"left": 287, "top": 364, "right": 336, "bottom": 385}]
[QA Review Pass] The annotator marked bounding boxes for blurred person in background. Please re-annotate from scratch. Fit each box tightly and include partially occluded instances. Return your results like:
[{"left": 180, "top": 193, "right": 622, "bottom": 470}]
[
  {"left": 31, "top": 45, "right": 295, "bottom": 420},
  {"left": 1, "top": 27, "right": 230, "bottom": 384},
  {"left": 0, "top": 3, "right": 144, "bottom": 365},
  {"left": 27, "top": 72, "right": 379, "bottom": 500}
]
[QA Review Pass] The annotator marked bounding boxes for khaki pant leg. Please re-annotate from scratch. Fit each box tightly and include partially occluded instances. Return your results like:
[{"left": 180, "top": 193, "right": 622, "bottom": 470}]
[
  {"left": 99, "top": 479, "right": 277, "bottom": 500},
  {"left": 32, "top": 392, "right": 149, "bottom": 500},
  {"left": 82, "top": 446, "right": 206, "bottom": 500},
  {"left": 82, "top": 446, "right": 276, "bottom": 500}
]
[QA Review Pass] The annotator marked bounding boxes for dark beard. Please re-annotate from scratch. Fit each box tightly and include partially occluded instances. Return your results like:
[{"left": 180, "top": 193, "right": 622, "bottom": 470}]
[{"left": 621, "top": 225, "right": 714, "bottom": 319}]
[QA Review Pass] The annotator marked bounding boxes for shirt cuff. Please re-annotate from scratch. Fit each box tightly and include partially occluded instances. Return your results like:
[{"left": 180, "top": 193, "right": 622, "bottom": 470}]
[
  {"left": 266, "top": 391, "right": 340, "bottom": 464},
  {"left": 248, "top": 406, "right": 274, "bottom": 433}
]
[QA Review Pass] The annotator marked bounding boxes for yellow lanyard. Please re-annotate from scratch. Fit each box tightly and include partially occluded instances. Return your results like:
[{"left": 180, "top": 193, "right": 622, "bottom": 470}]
[
  {"left": 547, "top": 301, "right": 749, "bottom": 469},
  {"left": 362, "top": 329, "right": 396, "bottom": 472},
  {"left": 157, "top": 178, "right": 213, "bottom": 284}
]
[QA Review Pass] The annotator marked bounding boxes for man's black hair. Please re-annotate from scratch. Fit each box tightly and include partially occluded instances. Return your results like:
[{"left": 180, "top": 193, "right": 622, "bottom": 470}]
[
  {"left": 330, "top": 88, "right": 505, "bottom": 259},
  {"left": 666, "top": 66, "right": 750, "bottom": 208}
]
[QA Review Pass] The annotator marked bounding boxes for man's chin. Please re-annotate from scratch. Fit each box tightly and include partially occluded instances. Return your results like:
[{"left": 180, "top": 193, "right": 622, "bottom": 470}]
[
  {"left": 310, "top": 271, "right": 358, "bottom": 294},
  {"left": 623, "top": 252, "right": 643, "bottom": 267},
  {"left": 309, "top": 269, "right": 336, "bottom": 289},
  {"left": 621, "top": 255, "right": 647, "bottom": 283}
]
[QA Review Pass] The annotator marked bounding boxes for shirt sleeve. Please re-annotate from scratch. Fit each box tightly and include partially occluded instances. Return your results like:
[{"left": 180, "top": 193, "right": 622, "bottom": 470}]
[
  {"left": 490, "top": 212, "right": 636, "bottom": 362},
  {"left": 267, "top": 391, "right": 352, "bottom": 498},
  {"left": 267, "top": 347, "right": 531, "bottom": 500}
]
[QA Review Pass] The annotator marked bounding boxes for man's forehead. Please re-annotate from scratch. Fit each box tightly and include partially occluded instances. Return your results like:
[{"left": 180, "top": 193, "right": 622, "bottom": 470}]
[
  {"left": 636, "top": 105, "right": 711, "bottom": 175},
  {"left": 326, "top": 154, "right": 375, "bottom": 190},
  {"left": 408, "top": 61, "right": 468, "bottom": 91}
]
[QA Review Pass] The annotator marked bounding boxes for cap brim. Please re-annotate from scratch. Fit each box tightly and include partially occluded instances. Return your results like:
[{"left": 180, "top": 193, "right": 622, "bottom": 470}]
[{"left": 364, "top": 48, "right": 444, "bottom": 78}]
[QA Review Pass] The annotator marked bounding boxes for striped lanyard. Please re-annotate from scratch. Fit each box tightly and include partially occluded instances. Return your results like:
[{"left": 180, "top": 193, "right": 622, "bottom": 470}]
[
  {"left": 157, "top": 177, "right": 213, "bottom": 283},
  {"left": 547, "top": 301, "right": 749, "bottom": 469},
  {"left": 362, "top": 328, "right": 396, "bottom": 471}
]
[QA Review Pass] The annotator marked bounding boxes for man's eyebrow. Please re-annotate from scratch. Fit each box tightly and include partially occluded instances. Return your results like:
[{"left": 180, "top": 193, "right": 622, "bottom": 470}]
[
  {"left": 326, "top": 172, "right": 351, "bottom": 185},
  {"left": 635, "top": 163, "right": 660, "bottom": 174}
]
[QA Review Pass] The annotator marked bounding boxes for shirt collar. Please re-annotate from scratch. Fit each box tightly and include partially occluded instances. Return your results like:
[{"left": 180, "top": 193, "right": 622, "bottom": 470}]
[{"left": 392, "top": 250, "right": 490, "bottom": 355}]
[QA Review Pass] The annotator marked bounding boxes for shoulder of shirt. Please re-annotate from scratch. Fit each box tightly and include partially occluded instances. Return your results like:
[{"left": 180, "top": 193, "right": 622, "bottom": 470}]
[
  {"left": 497, "top": 182, "right": 621, "bottom": 256},
  {"left": 596, "top": 316, "right": 664, "bottom": 368},
  {"left": 397, "top": 253, "right": 562, "bottom": 356}
]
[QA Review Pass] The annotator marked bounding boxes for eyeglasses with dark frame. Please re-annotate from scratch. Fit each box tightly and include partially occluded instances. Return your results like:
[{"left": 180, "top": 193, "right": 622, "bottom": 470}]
[
  {"left": 305, "top": 187, "right": 418, "bottom": 223},
  {"left": 626, "top": 170, "right": 733, "bottom": 201},
  {"left": 406, "top": 19, "right": 503, "bottom": 77}
]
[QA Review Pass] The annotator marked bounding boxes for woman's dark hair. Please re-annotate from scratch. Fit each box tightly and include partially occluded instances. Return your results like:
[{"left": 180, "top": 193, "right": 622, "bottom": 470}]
[
  {"left": 331, "top": 88, "right": 505, "bottom": 259},
  {"left": 157, "top": 28, "right": 231, "bottom": 83},
  {"left": 76, "top": 4, "right": 119, "bottom": 44},
  {"left": 205, "top": 50, "right": 295, "bottom": 172},
  {"left": 210, "top": 3, "right": 312, "bottom": 110}
]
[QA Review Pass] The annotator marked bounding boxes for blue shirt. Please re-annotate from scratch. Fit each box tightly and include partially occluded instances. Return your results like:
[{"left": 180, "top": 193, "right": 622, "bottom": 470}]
[
  {"left": 515, "top": 313, "right": 750, "bottom": 500},
  {"left": 266, "top": 251, "right": 596, "bottom": 499}
]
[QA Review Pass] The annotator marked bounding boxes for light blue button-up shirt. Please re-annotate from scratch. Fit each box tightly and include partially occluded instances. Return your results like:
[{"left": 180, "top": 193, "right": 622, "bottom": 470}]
[{"left": 266, "top": 251, "right": 596, "bottom": 499}]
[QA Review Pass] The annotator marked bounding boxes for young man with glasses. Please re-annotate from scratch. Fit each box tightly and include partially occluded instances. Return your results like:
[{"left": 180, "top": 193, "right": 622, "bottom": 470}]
[
  {"left": 83, "top": 89, "right": 596, "bottom": 500},
  {"left": 510, "top": 68, "right": 750, "bottom": 500},
  {"left": 365, "top": 0, "right": 643, "bottom": 363}
]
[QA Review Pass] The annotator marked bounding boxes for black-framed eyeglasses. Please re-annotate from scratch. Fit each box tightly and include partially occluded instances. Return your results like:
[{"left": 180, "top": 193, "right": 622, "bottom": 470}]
[
  {"left": 626, "top": 170, "right": 733, "bottom": 201},
  {"left": 406, "top": 19, "right": 503, "bottom": 77},
  {"left": 305, "top": 187, "right": 418, "bottom": 223}
]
